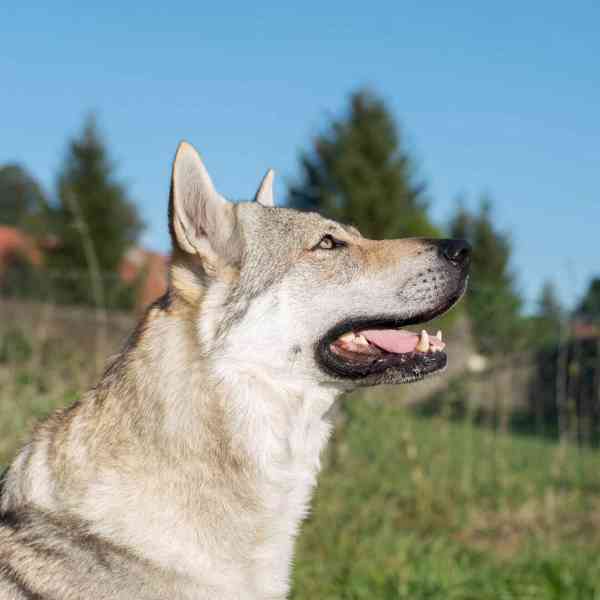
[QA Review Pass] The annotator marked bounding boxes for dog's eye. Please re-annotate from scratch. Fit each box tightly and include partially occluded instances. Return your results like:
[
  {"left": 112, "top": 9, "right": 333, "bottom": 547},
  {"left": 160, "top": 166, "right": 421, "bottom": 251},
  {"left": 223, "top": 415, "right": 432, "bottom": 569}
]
[{"left": 314, "top": 234, "right": 347, "bottom": 251}]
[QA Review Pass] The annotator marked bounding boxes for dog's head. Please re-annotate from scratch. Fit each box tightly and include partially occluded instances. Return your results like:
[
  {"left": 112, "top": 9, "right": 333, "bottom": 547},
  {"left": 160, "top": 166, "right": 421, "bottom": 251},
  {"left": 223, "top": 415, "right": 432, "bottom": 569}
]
[{"left": 167, "top": 142, "right": 470, "bottom": 391}]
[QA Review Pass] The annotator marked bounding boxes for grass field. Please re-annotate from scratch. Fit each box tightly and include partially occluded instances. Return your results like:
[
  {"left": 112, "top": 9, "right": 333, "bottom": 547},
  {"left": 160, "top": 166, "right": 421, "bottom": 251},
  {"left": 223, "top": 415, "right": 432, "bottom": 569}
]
[
  {"left": 2, "top": 320, "right": 600, "bottom": 598},
  {"left": 293, "top": 396, "right": 600, "bottom": 599}
]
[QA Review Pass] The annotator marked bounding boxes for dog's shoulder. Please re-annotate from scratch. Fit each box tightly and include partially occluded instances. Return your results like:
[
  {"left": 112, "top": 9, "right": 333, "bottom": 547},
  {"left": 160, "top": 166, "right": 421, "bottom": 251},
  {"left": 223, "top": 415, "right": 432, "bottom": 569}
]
[{"left": 0, "top": 506, "right": 173, "bottom": 600}]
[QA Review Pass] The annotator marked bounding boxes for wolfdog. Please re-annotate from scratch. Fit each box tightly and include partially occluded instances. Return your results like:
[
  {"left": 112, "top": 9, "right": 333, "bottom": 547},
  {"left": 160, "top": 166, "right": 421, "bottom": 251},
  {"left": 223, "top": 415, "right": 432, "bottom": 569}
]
[{"left": 0, "top": 142, "right": 470, "bottom": 599}]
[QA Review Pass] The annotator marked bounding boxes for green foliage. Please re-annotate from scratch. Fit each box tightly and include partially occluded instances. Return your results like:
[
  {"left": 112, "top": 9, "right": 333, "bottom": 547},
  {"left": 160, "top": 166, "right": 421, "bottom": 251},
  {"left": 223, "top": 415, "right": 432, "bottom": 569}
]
[
  {"left": 577, "top": 277, "right": 600, "bottom": 323},
  {"left": 1, "top": 252, "right": 40, "bottom": 299},
  {"left": 46, "top": 115, "right": 143, "bottom": 309},
  {"left": 0, "top": 249, "right": 56, "bottom": 302},
  {"left": 292, "top": 397, "right": 600, "bottom": 599},
  {"left": 289, "top": 89, "right": 440, "bottom": 239},
  {"left": 528, "top": 280, "right": 563, "bottom": 349},
  {"left": 0, "top": 307, "right": 135, "bottom": 465},
  {"left": 450, "top": 198, "right": 522, "bottom": 355},
  {"left": 0, "top": 328, "right": 32, "bottom": 364},
  {"left": 0, "top": 163, "right": 49, "bottom": 232}
]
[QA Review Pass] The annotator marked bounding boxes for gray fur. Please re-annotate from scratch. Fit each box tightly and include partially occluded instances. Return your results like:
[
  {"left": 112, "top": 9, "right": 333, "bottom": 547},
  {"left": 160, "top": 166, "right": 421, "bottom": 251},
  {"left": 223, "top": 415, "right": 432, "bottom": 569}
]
[{"left": 0, "top": 142, "right": 468, "bottom": 599}]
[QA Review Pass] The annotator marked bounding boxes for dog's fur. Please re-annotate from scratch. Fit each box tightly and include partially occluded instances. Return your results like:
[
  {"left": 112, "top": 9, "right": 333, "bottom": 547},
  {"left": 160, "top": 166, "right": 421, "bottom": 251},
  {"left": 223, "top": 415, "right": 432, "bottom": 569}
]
[{"left": 0, "top": 143, "right": 469, "bottom": 599}]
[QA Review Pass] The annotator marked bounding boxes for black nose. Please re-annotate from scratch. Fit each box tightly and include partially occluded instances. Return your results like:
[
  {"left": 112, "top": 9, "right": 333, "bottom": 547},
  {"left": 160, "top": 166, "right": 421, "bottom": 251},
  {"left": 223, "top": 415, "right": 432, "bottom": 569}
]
[{"left": 439, "top": 239, "right": 471, "bottom": 267}]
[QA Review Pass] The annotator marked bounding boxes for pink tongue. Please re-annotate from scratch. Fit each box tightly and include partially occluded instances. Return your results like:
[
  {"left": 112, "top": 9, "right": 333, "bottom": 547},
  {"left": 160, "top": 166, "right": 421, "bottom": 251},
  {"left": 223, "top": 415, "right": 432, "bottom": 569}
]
[{"left": 361, "top": 329, "right": 419, "bottom": 354}]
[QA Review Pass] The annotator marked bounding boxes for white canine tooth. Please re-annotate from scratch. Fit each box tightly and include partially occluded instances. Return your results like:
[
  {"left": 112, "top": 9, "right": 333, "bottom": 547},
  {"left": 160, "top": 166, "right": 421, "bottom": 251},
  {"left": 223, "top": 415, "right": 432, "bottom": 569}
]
[
  {"left": 436, "top": 330, "right": 443, "bottom": 342},
  {"left": 354, "top": 335, "right": 369, "bottom": 346},
  {"left": 340, "top": 332, "right": 355, "bottom": 342},
  {"left": 416, "top": 330, "right": 430, "bottom": 352}
]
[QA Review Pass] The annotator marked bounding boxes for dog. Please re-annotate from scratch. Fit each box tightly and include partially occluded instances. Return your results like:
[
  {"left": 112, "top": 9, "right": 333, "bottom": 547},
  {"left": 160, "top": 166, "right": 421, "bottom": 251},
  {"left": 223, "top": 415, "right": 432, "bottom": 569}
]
[{"left": 0, "top": 142, "right": 470, "bottom": 599}]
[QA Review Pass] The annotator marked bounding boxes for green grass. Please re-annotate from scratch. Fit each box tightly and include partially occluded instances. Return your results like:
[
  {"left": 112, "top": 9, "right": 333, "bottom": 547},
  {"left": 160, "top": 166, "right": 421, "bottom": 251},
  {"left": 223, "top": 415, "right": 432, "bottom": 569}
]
[
  {"left": 0, "top": 326, "right": 106, "bottom": 464},
  {"left": 2, "top": 322, "right": 600, "bottom": 598},
  {"left": 292, "top": 396, "right": 600, "bottom": 598}
]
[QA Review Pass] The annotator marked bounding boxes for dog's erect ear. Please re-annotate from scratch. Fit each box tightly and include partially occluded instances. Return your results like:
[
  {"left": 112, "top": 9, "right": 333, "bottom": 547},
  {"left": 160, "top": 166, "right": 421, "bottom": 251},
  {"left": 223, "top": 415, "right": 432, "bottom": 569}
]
[
  {"left": 169, "top": 142, "right": 238, "bottom": 265},
  {"left": 254, "top": 169, "right": 275, "bottom": 207}
]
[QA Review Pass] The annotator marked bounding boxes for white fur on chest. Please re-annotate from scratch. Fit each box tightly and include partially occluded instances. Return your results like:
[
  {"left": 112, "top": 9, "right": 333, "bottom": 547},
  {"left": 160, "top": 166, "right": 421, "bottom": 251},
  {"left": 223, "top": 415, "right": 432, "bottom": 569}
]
[{"left": 216, "top": 369, "right": 335, "bottom": 598}]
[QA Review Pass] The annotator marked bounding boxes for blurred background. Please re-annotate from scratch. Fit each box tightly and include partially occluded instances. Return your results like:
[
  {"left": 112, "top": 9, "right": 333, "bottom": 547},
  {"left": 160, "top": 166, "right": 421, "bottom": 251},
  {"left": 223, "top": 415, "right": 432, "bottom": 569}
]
[{"left": 1, "top": 2, "right": 599, "bottom": 598}]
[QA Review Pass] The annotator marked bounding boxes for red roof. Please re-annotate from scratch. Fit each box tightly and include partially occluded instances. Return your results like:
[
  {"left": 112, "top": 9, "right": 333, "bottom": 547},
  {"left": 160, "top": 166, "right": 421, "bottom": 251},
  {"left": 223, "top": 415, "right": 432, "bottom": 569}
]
[
  {"left": 119, "top": 247, "right": 169, "bottom": 309},
  {"left": 572, "top": 321, "right": 600, "bottom": 340},
  {"left": 0, "top": 225, "right": 42, "bottom": 268},
  {"left": 0, "top": 225, "right": 169, "bottom": 310}
]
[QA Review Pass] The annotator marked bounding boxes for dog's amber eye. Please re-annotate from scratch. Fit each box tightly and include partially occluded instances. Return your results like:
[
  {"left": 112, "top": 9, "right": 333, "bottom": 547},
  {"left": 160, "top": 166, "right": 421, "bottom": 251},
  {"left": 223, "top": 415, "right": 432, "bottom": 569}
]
[{"left": 314, "top": 234, "right": 346, "bottom": 251}]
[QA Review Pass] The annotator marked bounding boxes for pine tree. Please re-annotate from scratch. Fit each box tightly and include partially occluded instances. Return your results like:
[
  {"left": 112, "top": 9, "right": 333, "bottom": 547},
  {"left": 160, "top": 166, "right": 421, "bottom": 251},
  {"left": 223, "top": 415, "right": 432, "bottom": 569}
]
[
  {"left": 48, "top": 115, "right": 143, "bottom": 308},
  {"left": 0, "top": 164, "right": 49, "bottom": 232},
  {"left": 450, "top": 198, "right": 522, "bottom": 355},
  {"left": 577, "top": 277, "right": 600, "bottom": 323},
  {"left": 288, "top": 89, "right": 439, "bottom": 239},
  {"left": 0, "top": 165, "right": 51, "bottom": 299},
  {"left": 531, "top": 280, "right": 563, "bottom": 347}
]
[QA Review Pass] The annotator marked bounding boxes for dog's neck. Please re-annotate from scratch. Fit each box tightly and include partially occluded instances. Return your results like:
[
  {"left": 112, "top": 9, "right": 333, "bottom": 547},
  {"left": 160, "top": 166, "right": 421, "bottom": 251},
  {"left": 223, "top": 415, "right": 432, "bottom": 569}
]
[
  {"left": 213, "top": 365, "right": 337, "bottom": 474},
  {"left": 129, "top": 304, "right": 338, "bottom": 470}
]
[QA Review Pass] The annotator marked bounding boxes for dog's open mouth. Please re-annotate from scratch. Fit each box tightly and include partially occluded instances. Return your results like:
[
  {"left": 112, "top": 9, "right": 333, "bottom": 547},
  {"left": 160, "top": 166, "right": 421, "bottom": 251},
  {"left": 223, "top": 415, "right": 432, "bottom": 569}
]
[
  {"left": 319, "top": 320, "right": 447, "bottom": 383},
  {"left": 331, "top": 328, "right": 445, "bottom": 359},
  {"left": 316, "top": 275, "right": 468, "bottom": 384},
  {"left": 315, "top": 288, "right": 467, "bottom": 384}
]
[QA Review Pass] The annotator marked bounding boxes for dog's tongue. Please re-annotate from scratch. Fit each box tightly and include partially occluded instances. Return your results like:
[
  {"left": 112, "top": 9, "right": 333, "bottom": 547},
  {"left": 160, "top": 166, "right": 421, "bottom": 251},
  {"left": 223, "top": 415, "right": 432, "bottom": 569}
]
[{"left": 360, "top": 329, "right": 420, "bottom": 354}]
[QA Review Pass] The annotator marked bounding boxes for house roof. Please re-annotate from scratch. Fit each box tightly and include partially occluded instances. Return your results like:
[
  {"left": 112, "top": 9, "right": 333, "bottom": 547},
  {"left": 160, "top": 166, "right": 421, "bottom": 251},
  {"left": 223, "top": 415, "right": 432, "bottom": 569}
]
[
  {"left": 572, "top": 320, "right": 600, "bottom": 340},
  {"left": 0, "top": 225, "right": 169, "bottom": 309},
  {"left": 119, "top": 247, "right": 169, "bottom": 308},
  {"left": 0, "top": 225, "right": 42, "bottom": 266}
]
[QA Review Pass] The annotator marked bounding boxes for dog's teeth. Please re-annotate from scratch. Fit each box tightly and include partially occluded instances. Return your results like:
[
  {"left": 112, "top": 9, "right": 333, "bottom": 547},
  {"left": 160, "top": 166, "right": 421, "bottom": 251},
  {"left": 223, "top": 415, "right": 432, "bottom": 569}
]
[
  {"left": 415, "top": 330, "right": 430, "bottom": 352},
  {"left": 436, "top": 330, "right": 443, "bottom": 342},
  {"left": 339, "top": 332, "right": 355, "bottom": 342},
  {"left": 354, "top": 334, "right": 369, "bottom": 346}
]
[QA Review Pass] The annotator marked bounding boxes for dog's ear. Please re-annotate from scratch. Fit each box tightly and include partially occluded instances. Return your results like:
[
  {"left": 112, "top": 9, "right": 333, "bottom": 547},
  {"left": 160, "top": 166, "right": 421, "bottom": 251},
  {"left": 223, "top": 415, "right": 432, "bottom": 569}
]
[
  {"left": 169, "top": 142, "right": 239, "bottom": 266},
  {"left": 254, "top": 169, "right": 275, "bottom": 207}
]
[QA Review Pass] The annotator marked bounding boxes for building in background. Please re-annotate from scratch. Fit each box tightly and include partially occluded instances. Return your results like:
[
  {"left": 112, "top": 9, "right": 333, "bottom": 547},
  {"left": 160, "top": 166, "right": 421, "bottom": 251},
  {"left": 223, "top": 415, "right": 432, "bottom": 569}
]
[
  {"left": 0, "top": 225, "right": 42, "bottom": 271},
  {"left": 0, "top": 225, "right": 168, "bottom": 310},
  {"left": 119, "top": 247, "right": 169, "bottom": 310}
]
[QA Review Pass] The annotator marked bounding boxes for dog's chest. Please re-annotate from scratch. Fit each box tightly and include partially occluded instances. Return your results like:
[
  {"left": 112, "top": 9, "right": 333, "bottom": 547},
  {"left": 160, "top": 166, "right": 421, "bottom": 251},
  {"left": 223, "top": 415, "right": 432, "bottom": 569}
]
[
  {"left": 245, "top": 400, "right": 332, "bottom": 597},
  {"left": 258, "top": 404, "right": 330, "bottom": 511}
]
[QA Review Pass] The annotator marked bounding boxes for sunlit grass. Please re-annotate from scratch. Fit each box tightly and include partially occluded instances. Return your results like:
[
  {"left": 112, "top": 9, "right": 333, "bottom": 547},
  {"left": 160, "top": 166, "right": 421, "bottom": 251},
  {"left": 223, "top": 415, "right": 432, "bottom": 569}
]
[{"left": 293, "top": 394, "right": 600, "bottom": 598}]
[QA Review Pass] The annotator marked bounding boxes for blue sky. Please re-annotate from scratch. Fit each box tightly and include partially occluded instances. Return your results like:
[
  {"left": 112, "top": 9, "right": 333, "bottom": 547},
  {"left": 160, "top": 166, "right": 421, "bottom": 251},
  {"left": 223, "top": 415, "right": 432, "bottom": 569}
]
[{"left": 2, "top": 2, "right": 598, "bottom": 310}]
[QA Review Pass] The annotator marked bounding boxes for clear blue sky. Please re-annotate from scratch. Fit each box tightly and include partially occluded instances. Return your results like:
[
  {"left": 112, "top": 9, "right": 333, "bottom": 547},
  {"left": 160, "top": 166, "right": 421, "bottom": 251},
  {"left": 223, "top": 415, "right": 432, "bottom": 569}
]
[{"left": 2, "top": 2, "right": 598, "bottom": 310}]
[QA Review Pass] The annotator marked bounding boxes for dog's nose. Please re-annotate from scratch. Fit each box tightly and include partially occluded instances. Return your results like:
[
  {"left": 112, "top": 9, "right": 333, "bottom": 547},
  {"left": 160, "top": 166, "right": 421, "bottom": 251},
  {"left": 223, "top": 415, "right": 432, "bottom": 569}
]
[{"left": 439, "top": 239, "right": 471, "bottom": 267}]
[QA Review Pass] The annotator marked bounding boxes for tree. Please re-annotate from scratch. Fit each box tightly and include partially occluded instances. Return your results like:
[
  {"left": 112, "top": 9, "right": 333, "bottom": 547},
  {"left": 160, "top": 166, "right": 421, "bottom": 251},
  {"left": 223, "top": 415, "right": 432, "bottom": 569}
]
[
  {"left": 0, "top": 164, "right": 49, "bottom": 232},
  {"left": 577, "top": 277, "right": 600, "bottom": 323},
  {"left": 288, "top": 89, "right": 439, "bottom": 239},
  {"left": 450, "top": 198, "right": 522, "bottom": 355},
  {"left": 47, "top": 115, "right": 143, "bottom": 308},
  {"left": 0, "top": 251, "right": 49, "bottom": 300},
  {"left": 530, "top": 280, "right": 563, "bottom": 347}
]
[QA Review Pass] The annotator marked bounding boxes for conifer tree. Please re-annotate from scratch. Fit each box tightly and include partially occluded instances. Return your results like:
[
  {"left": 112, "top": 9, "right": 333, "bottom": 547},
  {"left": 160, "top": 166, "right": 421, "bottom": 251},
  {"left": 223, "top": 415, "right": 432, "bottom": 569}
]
[
  {"left": 48, "top": 115, "right": 143, "bottom": 308},
  {"left": 577, "top": 277, "right": 600, "bottom": 323},
  {"left": 288, "top": 89, "right": 439, "bottom": 238},
  {"left": 0, "top": 165, "right": 51, "bottom": 299},
  {"left": 0, "top": 164, "right": 49, "bottom": 232},
  {"left": 450, "top": 198, "right": 522, "bottom": 355},
  {"left": 531, "top": 280, "right": 563, "bottom": 347}
]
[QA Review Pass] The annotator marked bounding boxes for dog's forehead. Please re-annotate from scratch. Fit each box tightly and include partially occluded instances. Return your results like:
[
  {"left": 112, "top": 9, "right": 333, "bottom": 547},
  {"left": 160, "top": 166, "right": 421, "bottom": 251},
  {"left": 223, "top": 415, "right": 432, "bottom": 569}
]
[
  {"left": 224, "top": 203, "right": 336, "bottom": 302},
  {"left": 236, "top": 203, "right": 337, "bottom": 244}
]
